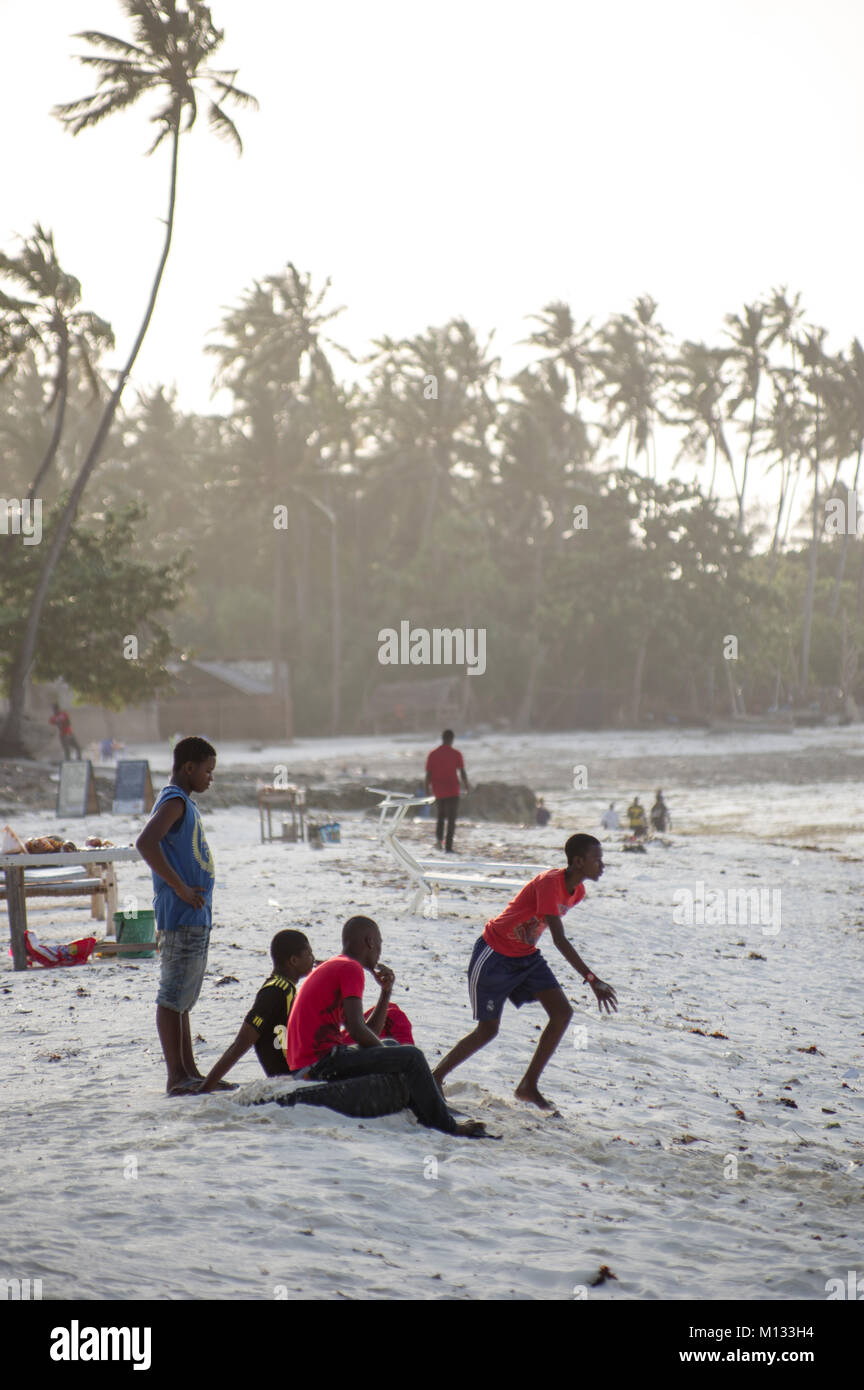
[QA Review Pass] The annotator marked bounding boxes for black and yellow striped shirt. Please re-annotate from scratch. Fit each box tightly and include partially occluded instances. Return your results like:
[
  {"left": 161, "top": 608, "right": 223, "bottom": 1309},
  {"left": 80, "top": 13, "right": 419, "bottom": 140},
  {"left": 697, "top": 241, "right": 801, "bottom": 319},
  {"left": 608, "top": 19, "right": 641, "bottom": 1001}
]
[{"left": 244, "top": 973, "right": 297, "bottom": 1076}]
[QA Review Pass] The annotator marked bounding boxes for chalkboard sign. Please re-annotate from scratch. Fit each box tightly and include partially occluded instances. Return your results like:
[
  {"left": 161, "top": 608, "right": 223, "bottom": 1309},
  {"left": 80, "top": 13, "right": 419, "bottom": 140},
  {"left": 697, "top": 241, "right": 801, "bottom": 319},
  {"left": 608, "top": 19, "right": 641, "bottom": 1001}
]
[
  {"left": 112, "top": 760, "right": 155, "bottom": 815},
  {"left": 56, "top": 760, "right": 100, "bottom": 817}
]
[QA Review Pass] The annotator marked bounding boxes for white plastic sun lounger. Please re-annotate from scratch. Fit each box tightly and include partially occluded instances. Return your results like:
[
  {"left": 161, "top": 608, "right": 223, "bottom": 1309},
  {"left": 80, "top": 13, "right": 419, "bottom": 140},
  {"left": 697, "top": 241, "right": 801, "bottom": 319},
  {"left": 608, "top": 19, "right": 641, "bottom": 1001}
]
[{"left": 367, "top": 788, "right": 551, "bottom": 913}]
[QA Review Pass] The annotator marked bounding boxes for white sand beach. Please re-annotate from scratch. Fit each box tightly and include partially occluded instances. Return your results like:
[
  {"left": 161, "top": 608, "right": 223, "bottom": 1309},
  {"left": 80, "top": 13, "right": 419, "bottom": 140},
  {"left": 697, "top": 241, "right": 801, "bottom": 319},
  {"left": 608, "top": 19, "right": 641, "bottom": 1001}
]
[{"left": 1, "top": 729, "right": 862, "bottom": 1301}]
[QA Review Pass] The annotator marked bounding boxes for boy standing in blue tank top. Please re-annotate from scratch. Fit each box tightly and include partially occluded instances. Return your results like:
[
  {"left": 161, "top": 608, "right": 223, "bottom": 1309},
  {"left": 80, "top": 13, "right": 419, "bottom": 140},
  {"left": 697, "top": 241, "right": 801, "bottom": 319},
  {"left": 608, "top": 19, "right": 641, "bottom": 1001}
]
[{"left": 136, "top": 735, "right": 218, "bottom": 1095}]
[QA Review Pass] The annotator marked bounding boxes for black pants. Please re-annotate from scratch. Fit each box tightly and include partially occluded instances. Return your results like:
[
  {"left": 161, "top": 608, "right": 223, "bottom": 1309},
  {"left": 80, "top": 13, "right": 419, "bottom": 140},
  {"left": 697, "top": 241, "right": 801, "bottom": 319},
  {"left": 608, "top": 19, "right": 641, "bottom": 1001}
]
[
  {"left": 276, "top": 1072, "right": 410, "bottom": 1119},
  {"left": 308, "top": 1044, "right": 460, "bottom": 1134},
  {"left": 60, "top": 735, "right": 81, "bottom": 760},
  {"left": 435, "top": 796, "right": 459, "bottom": 851}
]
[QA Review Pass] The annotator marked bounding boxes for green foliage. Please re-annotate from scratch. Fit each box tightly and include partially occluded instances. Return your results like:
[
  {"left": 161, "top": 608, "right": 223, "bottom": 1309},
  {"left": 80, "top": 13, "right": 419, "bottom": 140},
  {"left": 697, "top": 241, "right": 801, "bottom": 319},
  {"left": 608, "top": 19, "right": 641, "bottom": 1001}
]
[
  {"left": 6, "top": 219, "right": 864, "bottom": 727},
  {"left": 0, "top": 501, "right": 188, "bottom": 707}
]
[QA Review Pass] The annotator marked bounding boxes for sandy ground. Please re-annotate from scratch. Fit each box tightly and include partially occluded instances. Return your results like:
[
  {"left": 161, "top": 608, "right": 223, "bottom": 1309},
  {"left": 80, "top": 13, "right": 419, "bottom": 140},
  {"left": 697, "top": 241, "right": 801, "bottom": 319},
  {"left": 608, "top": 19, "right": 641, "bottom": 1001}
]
[{"left": 1, "top": 728, "right": 863, "bottom": 1301}]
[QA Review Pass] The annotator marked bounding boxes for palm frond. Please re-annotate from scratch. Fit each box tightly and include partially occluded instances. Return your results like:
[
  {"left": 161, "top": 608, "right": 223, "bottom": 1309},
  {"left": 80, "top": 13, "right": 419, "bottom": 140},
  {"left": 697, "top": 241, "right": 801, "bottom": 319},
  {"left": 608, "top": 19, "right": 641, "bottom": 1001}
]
[
  {"left": 77, "top": 54, "right": 159, "bottom": 78},
  {"left": 208, "top": 70, "right": 259, "bottom": 110},
  {"left": 207, "top": 99, "right": 242, "bottom": 153},
  {"left": 75, "top": 336, "right": 106, "bottom": 400},
  {"left": 73, "top": 29, "right": 149, "bottom": 59},
  {"left": 54, "top": 81, "right": 153, "bottom": 133}
]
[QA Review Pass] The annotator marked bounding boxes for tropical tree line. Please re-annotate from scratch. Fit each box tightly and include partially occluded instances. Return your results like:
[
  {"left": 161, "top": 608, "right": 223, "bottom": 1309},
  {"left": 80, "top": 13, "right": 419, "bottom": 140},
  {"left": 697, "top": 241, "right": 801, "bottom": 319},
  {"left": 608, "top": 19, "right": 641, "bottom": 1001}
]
[
  {"left": 2, "top": 2, "right": 864, "bottom": 745},
  {"left": 5, "top": 263, "right": 864, "bottom": 735}
]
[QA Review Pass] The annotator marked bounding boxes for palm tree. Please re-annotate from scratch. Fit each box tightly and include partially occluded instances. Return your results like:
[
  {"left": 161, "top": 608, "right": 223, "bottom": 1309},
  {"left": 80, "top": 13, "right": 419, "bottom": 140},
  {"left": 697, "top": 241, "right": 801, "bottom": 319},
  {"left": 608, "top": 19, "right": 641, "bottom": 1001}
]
[
  {"left": 758, "top": 369, "right": 808, "bottom": 569},
  {"left": 828, "top": 340, "right": 864, "bottom": 612},
  {"left": 594, "top": 296, "right": 668, "bottom": 477},
  {"left": 0, "top": 1, "right": 255, "bottom": 756},
  {"left": 0, "top": 224, "right": 113, "bottom": 500},
  {"left": 724, "top": 300, "right": 771, "bottom": 528},
  {"left": 797, "top": 327, "right": 829, "bottom": 699},
  {"left": 524, "top": 300, "right": 597, "bottom": 405},
  {"left": 666, "top": 340, "right": 733, "bottom": 500},
  {"left": 208, "top": 266, "right": 352, "bottom": 733}
]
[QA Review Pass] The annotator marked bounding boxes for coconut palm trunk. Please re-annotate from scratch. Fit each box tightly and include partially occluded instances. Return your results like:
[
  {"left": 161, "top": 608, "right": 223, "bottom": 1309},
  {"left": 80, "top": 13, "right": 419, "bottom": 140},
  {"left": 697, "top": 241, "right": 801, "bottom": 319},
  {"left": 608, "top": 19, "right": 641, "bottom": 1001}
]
[
  {"left": 799, "top": 456, "right": 821, "bottom": 701},
  {"left": 0, "top": 125, "right": 180, "bottom": 756},
  {"left": 27, "top": 318, "right": 69, "bottom": 501},
  {"left": 830, "top": 441, "right": 863, "bottom": 615}
]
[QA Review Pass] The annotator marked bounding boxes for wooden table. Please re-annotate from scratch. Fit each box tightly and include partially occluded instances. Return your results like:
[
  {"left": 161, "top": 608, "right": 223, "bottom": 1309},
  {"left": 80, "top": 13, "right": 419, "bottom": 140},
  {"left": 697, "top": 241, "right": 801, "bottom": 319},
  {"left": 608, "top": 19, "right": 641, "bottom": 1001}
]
[
  {"left": 0, "top": 848, "right": 141, "bottom": 972},
  {"left": 258, "top": 787, "right": 306, "bottom": 844}
]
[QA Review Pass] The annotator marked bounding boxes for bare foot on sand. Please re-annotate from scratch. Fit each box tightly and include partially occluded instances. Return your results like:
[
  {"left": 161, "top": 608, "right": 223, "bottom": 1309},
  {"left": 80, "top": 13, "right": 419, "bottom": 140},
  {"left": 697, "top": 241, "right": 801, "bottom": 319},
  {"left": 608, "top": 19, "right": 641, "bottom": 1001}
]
[
  {"left": 454, "top": 1120, "right": 499, "bottom": 1139},
  {"left": 167, "top": 1077, "right": 203, "bottom": 1096},
  {"left": 514, "top": 1083, "right": 560, "bottom": 1114}
]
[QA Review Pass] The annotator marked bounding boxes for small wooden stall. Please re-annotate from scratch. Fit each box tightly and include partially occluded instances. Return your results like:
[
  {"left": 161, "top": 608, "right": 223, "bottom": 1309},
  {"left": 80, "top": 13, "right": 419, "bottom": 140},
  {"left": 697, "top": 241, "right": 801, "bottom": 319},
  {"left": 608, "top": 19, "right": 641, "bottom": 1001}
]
[
  {"left": 1, "top": 847, "right": 141, "bottom": 972},
  {"left": 257, "top": 785, "right": 306, "bottom": 844}
]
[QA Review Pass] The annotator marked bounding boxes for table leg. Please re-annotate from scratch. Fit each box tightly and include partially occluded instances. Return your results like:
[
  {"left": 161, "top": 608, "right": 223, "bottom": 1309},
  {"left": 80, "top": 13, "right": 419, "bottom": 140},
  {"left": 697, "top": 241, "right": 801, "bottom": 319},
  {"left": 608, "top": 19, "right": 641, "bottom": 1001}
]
[
  {"left": 102, "top": 863, "right": 118, "bottom": 930},
  {"left": 6, "top": 867, "right": 28, "bottom": 971}
]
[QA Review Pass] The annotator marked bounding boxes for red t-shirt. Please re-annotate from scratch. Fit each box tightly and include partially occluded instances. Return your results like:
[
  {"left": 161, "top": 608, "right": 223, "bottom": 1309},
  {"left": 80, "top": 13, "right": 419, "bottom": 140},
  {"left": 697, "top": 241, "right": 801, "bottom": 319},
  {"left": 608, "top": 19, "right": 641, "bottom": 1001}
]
[
  {"left": 483, "top": 868, "right": 586, "bottom": 958},
  {"left": 285, "top": 954, "right": 365, "bottom": 1070},
  {"left": 425, "top": 744, "right": 464, "bottom": 798}
]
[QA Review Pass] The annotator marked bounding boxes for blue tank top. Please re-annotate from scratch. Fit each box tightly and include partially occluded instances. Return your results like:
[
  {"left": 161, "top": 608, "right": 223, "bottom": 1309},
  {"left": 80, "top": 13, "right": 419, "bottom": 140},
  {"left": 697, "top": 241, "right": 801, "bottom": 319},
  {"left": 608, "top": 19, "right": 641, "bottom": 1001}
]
[{"left": 149, "top": 783, "right": 215, "bottom": 931}]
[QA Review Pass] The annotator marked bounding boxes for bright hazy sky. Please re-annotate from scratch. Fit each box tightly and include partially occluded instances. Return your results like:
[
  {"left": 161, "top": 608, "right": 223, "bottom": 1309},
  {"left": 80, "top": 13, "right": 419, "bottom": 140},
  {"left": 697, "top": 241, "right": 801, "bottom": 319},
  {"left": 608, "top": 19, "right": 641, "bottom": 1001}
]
[{"left": 4, "top": 0, "right": 863, "bottom": 435}]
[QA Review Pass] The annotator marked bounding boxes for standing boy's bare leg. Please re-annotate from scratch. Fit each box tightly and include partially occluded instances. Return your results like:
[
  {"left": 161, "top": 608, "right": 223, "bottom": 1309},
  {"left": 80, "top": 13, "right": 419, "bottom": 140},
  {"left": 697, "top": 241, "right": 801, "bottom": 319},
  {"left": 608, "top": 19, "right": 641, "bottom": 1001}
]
[
  {"left": 180, "top": 1010, "right": 204, "bottom": 1079},
  {"left": 514, "top": 987, "right": 573, "bottom": 1110},
  {"left": 157, "top": 1004, "right": 190, "bottom": 1092},
  {"left": 432, "top": 1019, "right": 499, "bottom": 1087}
]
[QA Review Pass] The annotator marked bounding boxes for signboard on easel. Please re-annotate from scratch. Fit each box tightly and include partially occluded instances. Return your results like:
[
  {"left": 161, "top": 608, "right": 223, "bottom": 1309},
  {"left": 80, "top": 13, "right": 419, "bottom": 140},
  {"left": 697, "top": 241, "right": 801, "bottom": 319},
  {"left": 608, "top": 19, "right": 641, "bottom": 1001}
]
[
  {"left": 57, "top": 760, "right": 100, "bottom": 817},
  {"left": 112, "top": 760, "right": 155, "bottom": 815}
]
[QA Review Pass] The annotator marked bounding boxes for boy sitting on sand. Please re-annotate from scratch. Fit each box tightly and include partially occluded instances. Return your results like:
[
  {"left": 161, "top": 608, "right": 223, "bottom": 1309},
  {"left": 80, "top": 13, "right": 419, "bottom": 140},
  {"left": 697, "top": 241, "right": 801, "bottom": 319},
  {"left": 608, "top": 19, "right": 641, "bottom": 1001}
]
[
  {"left": 198, "top": 929, "right": 315, "bottom": 1092},
  {"left": 136, "top": 735, "right": 218, "bottom": 1096},
  {"left": 286, "top": 917, "right": 489, "bottom": 1136},
  {"left": 198, "top": 929, "right": 417, "bottom": 1092},
  {"left": 432, "top": 834, "right": 617, "bottom": 1111}
]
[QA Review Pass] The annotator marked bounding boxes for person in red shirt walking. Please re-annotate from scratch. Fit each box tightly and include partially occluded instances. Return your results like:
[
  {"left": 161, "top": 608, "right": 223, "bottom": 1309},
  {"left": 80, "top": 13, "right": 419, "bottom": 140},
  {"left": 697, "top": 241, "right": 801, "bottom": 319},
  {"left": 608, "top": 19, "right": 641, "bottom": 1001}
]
[
  {"left": 49, "top": 702, "right": 82, "bottom": 760},
  {"left": 425, "top": 729, "right": 469, "bottom": 852},
  {"left": 432, "top": 834, "right": 618, "bottom": 1111}
]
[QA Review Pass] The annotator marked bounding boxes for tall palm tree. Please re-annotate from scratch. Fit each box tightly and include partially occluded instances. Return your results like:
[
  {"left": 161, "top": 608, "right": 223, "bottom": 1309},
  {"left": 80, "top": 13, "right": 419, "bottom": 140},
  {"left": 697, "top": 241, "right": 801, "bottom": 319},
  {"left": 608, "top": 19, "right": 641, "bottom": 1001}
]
[
  {"left": 797, "top": 327, "right": 829, "bottom": 699},
  {"left": 594, "top": 296, "right": 668, "bottom": 477},
  {"left": 724, "top": 300, "right": 771, "bottom": 528},
  {"left": 828, "top": 340, "right": 864, "bottom": 612},
  {"left": 208, "top": 266, "right": 352, "bottom": 733},
  {"left": 0, "top": 224, "right": 113, "bottom": 500},
  {"left": 0, "top": 1, "right": 255, "bottom": 756},
  {"left": 758, "top": 369, "right": 808, "bottom": 569},
  {"left": 524, "top": 300, "right": 597, "bottom": 405},
  {"left": 666, "top": 340, "right": 733, "bottom": 500}
]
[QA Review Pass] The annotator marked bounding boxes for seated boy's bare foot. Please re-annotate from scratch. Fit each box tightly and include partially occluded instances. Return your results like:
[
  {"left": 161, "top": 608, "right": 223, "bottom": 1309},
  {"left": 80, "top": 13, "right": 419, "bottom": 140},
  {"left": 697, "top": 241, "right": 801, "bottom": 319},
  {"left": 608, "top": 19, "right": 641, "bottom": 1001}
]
[
  {"left": 454, "top": 1119, "right": 499, "bottom": 1138},
  {"left": 514, "top": 1082, "right": 560, "bottom": 1113}
]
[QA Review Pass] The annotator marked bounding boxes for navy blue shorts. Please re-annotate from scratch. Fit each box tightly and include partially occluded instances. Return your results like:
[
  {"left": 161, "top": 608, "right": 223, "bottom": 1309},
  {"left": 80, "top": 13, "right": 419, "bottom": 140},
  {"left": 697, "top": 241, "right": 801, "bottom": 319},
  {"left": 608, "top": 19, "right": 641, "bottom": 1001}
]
[{"left": 468, "top": 935, "right": 560, "bottom": 1020}]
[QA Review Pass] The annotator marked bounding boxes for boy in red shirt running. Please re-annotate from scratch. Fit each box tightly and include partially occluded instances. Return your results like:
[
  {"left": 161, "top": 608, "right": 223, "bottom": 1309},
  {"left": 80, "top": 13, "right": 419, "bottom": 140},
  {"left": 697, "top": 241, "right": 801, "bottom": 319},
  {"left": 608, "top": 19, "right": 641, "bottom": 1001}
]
[
  {"left": 432, "top": 834, "right": 617, "bottom": 1110},
  {"left": 425, "top": 729, "right": 469, "bottom": 852}
]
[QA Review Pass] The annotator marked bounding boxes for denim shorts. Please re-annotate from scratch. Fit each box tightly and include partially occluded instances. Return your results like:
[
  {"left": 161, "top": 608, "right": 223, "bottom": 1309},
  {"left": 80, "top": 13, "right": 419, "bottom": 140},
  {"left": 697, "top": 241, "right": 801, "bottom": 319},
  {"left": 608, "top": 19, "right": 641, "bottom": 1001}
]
[{"left": 156, "top": 924, "right": 211, "bottom": 1013}]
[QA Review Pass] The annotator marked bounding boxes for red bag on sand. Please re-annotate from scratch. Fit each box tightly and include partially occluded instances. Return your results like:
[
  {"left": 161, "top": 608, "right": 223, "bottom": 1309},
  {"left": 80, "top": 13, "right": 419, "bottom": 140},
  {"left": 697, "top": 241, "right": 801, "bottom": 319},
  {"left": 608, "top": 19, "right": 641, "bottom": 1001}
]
[
  {"left": 338, "top": 1002, "right": 415, "bottom": 1046},
  {"left": 377, "top": 1002, "right": 414, "bottom": 1044},
  {"left": 19, "top": 930, "right": 96, "bottom": 968}
]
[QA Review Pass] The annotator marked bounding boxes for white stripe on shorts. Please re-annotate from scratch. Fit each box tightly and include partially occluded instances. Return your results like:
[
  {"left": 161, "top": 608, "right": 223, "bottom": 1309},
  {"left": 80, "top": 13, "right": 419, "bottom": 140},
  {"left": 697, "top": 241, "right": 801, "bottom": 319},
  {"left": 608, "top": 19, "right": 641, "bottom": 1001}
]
[{"left": 468, "top": 943, "right": 494, "bottom": 1016}]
